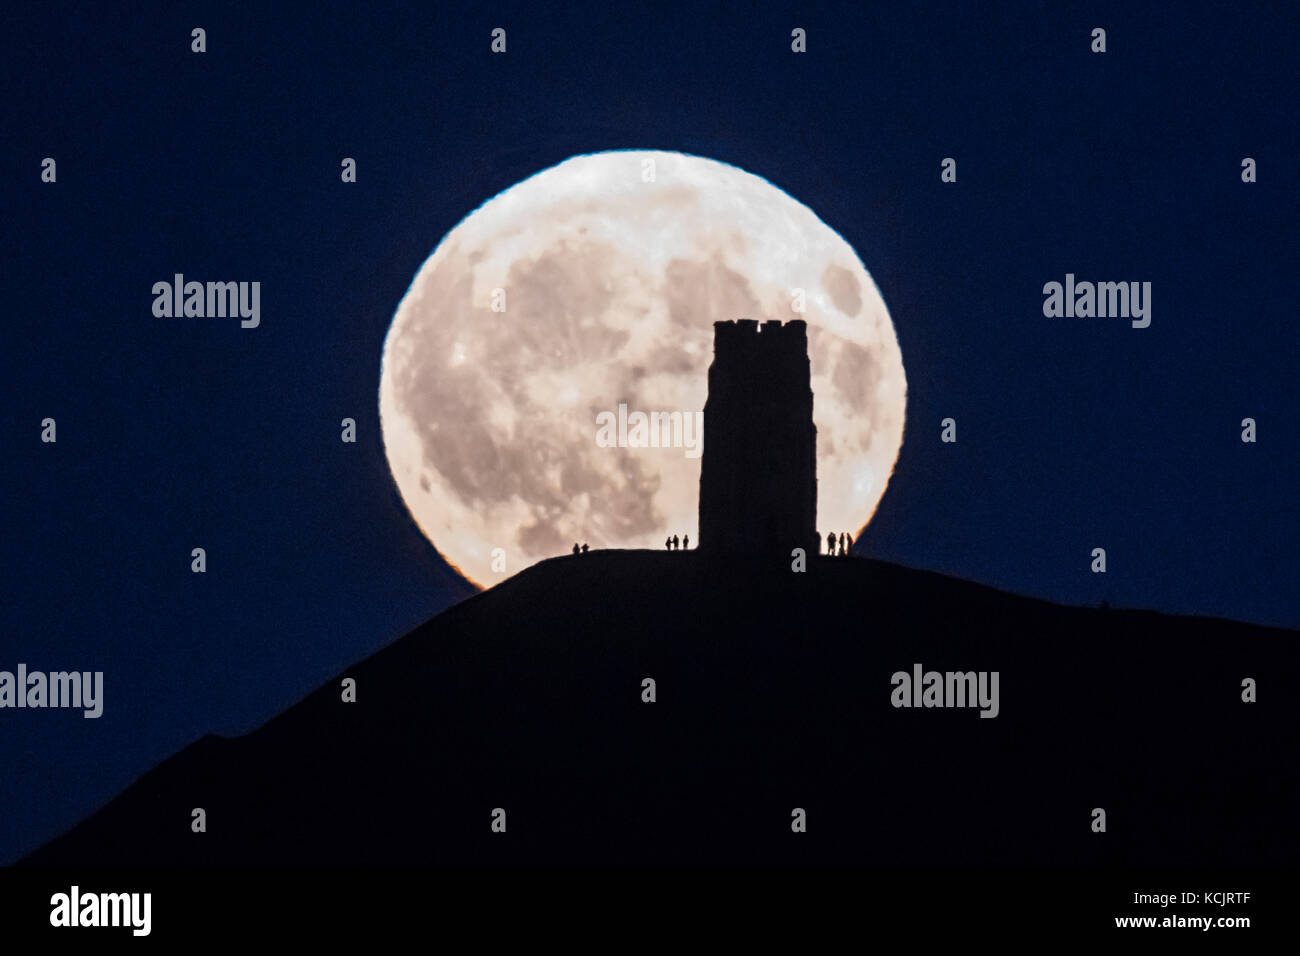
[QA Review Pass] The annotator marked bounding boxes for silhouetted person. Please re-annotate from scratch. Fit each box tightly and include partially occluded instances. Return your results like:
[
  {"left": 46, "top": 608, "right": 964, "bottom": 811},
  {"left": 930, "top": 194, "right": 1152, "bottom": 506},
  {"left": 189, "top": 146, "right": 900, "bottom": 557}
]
[
  {"left": 672, "top": 534, "right": 679, "bottom": 550},
  {"left": 572, "top": 543, "right": 580, "bottom": 555},
  {"left": 665, "top": 536, "right": 672, "bottom": 550},
  {"left": 683, "top": 535, "right": 689, "bottom": 549},
  {"left": 581, "top": 543, "right": 589, "bottom": 553},
  {"left": 845, "top": 532, "right": 853, "bottom": 555},
  {"left": 839, "top": 532, "right": 847, "bottom": 556}
]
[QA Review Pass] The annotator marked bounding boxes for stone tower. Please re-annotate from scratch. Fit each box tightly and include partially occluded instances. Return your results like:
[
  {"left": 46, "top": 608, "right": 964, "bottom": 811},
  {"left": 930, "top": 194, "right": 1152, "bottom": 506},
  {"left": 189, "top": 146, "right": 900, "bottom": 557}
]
[{"left": 697, "top": 319, "right": 818, "bottom": 554}]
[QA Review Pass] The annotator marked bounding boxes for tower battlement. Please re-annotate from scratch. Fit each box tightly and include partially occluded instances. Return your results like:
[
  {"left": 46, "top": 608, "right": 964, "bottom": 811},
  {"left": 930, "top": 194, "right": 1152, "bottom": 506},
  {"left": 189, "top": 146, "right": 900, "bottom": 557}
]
[
  {"left": 712, "top": 317, "right": 809, "bottom": 346},
  {"left": 698, "top": 319, "right": 818, "bottom": 554}
]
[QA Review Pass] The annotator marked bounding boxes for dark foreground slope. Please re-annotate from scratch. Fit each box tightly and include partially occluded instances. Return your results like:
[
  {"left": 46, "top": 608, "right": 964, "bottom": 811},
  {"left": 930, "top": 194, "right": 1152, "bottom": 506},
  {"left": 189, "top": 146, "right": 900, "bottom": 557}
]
[{"left": 25, "top": 552, "right": 1300, "bottom": 866}]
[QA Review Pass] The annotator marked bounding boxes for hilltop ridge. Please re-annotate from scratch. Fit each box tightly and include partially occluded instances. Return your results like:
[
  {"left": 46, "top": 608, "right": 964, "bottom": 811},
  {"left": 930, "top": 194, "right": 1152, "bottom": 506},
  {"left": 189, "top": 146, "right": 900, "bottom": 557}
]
[{"left": 24, "top": 551, "right": 1300, "bottom": 866}]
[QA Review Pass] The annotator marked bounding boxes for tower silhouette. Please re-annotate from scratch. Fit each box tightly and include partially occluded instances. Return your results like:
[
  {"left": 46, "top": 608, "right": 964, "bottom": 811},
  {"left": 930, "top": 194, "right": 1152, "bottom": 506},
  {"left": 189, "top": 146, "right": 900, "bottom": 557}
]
[{"left": 697, "top": 319, "right": 818, "bottom": 554}]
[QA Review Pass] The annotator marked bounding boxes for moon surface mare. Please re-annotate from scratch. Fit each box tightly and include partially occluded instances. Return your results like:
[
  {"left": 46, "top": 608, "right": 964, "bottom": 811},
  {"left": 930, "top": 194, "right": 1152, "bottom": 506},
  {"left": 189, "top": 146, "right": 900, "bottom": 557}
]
[{"left": 379, "top": 151, "right": 907, "bottom": 587}]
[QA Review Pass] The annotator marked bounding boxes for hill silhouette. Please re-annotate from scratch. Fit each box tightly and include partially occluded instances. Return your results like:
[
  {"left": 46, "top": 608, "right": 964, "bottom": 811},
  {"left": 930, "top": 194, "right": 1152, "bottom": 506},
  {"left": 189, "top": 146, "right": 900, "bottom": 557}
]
[{"left": 23, "top": 551, "right": 1300, "bottom": 867}]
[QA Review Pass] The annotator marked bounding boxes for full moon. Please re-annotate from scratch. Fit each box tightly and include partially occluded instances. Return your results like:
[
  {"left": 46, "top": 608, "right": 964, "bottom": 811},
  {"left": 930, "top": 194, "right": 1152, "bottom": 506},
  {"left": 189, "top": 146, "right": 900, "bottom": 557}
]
[{"left": 379, "top": 150, "right": 907, "bottom": 587}]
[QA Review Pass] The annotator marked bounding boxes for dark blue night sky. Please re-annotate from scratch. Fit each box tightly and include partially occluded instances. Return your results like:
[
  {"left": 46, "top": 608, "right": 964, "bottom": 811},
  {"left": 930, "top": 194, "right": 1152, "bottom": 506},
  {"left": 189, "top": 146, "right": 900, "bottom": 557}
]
[{"left": 4, "top": 0, "right": 1296, "bottom": 862}]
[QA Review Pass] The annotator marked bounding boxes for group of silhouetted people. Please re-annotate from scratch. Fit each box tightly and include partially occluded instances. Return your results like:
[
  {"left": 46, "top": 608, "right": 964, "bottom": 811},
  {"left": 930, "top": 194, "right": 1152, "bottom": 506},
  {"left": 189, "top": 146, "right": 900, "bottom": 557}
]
[
  {"left": 569, "top": 532, "right": 845, "bottom": 555},
  {"left": 822, "top": 531, "right": 853, "bottom": 556}
]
